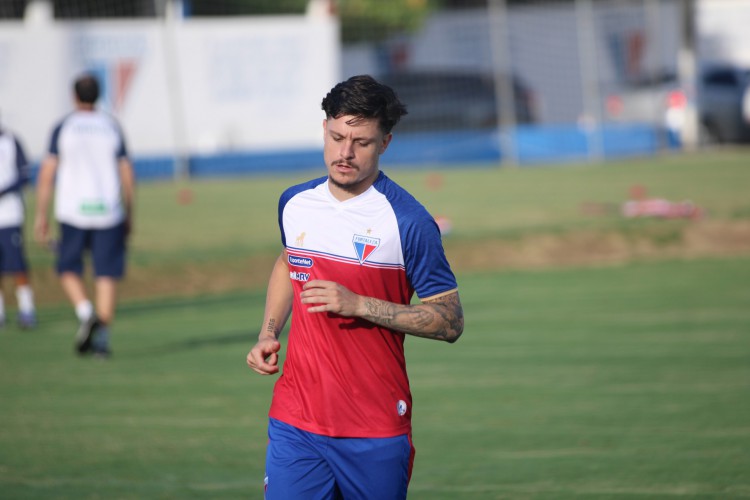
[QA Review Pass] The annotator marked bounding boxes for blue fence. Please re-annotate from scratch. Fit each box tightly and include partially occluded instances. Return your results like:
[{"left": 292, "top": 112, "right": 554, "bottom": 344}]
[{"left": 31, "top": 123, "right": 678, "bottom": 182}]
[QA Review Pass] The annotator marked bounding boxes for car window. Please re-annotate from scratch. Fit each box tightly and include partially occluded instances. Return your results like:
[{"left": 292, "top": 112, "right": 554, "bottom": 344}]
[{"left": 703, "top": 70, "right": 738, "bottom": 86}]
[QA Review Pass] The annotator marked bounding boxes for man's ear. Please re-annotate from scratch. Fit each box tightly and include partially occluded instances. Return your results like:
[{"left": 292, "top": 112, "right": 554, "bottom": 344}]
[{"left": 380, "top": 133, "right": 393, "bottom": 154}]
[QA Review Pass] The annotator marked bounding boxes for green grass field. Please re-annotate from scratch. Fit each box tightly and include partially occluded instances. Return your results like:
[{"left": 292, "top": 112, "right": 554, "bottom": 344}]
[
  {"left": 1, "top": 148, "right": 749, "bottom": 498},
  {"left": 20, "top": 147, "right": 750, "bottom": 304}
]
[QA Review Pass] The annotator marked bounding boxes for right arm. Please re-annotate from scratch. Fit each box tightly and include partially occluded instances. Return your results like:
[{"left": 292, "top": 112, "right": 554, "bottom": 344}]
[
  {"left": 0, "top": 136, "right": 28, "bottom": 198},
  {"left": 246, "top": 249, "right": 294, "bottom": 375},
  {"left": 33, "top": 155, "right": 59, "bottom": 246}
]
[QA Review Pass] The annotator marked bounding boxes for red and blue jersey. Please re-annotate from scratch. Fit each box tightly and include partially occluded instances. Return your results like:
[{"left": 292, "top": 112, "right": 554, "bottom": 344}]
[{"left": 269, "top": 171, "right": 458, "bottom": 438}]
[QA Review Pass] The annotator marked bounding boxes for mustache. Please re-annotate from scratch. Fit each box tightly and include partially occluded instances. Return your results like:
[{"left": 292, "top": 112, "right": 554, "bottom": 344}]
[{"left": 332, "top": 161, "right": 357, "bottom": 169}]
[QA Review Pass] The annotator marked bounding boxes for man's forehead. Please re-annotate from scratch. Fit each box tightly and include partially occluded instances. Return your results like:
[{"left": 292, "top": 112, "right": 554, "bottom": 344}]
[{"left": 328, "top": 115, "right": 380, "bottom": 133}]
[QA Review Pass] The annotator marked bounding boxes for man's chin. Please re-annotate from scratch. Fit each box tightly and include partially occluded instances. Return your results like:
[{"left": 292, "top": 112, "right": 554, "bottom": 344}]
[
  {"left": 333, "top": 175, "right": 374, "bottom": 195},
  {"left": 329, "top": 173, "right": 356, "bottom": 186}
]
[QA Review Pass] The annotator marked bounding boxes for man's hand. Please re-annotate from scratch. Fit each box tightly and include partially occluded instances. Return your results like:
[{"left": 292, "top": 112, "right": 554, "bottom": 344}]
[
  {"left": 246, "top": 336, "right": 282, "bottom": 375},
  {"left": 300, "top": 280, "right": 363, "bottom": 316}
]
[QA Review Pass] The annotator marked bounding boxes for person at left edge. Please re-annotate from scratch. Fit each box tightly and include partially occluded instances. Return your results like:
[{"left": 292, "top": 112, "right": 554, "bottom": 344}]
[
  {"left": 0, "top": 123, "right": 37, "bottom": 329},
  {"left": 34, "top": 73, "right": 135, "bottom": 357}
]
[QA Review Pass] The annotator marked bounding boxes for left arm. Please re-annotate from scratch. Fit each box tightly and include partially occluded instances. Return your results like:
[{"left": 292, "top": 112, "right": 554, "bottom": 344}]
[
  {"left": 300, "top": 280, "right": 464, "bottom": 343},
  {"left": 119, "top": 157, "right": 135, "bottom": 236}
]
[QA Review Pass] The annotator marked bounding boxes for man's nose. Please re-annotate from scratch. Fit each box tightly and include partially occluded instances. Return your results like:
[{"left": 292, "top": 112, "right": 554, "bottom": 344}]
[{"left": 340, "top": 140, "right": 354, "bottom": 159}]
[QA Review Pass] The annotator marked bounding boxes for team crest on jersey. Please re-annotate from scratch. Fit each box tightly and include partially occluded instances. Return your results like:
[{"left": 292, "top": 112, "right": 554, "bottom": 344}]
[
  {"left": 352, "top": 234, "right": 380, "bottom": 265},
  {"left": 397, "top": 400, "right": 408, "bottom": 416}
]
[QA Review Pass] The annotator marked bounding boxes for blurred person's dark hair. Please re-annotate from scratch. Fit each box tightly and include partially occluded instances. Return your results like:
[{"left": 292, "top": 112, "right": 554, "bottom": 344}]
[{"left": 74, "top": 74, "right": 100, "bottom": 105}]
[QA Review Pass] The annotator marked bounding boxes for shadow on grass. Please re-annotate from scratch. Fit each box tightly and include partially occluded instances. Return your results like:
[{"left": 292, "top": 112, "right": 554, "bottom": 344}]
[
  {"left": 117, "top": 291, "right": 263, "bottom": 314},
  {"left": 40, "top": 290, "right": 264, "bottom": 322},
  {"left": 39, "top": 291, "right": 266, "bottom": 358},
  {"left": 126, "top": 329, "right": 257, "bottom": 359},
  {"left": 121, "top": 292, "right": 265, "bottom": 357},
  {"left": 169, "top": 330, "right": 252, "bottom": 349}
]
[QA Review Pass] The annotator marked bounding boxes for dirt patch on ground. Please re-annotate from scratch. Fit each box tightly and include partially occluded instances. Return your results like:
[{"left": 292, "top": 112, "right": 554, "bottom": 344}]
[
  {"left": 445, "top": 220, "right": 750, "bottom": 272},
  {"left": 27, "top": 253, "right": 279, "bottom": 307},
  {"left": 22, "top": 220, "right": 750, "bottom": 307}
]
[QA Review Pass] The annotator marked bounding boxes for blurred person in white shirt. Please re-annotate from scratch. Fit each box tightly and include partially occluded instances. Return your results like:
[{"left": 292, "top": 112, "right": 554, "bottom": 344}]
[
  {"left": 0, "top": 124, "right": 36, "bottom": 329},
  {"left": 34, "top": 74, "right": 135, "bottom": 357}
]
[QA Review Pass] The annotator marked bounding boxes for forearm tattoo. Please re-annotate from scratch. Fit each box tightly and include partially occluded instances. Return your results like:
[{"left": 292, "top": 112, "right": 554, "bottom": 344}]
[
  {"left": 265, "top": 318, "right": 280, "bottom": 338},
  {"left": 360, "top": 292, "right": 464, "bottom": 342}
]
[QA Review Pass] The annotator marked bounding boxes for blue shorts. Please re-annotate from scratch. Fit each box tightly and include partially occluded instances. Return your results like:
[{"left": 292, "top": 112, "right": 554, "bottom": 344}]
[
  {"left": 0, "top": 226, "right": 29, "bottom": 273},
  {"left": 57, "top": 222, "right": 127, "bottom": 278},
  {"left": 264, "top": 418, "right": 414, "bottom": 500}
]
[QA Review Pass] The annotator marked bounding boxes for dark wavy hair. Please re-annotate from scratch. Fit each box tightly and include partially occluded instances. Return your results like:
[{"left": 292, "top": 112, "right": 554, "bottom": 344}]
[
  {"left": 74, "top": 74, "right": 100, "bottom": 104},
  {"left": 321, "top": 75, "right": 407, "bottom": 134}
]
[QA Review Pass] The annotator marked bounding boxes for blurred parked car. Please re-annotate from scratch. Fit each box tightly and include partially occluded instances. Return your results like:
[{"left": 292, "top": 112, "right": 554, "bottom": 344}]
[
  {"left": 380, "top": 70, "right": 537, "bottom": 133},
  {"left": 695, "top": 65, "right": 750, "bottom": 143},
  {"left": 606, "top": 64, "right": 750, "bottom": 145}
]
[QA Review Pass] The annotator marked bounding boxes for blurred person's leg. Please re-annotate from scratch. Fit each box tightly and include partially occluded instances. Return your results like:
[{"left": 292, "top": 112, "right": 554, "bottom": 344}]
[
  {"left": 57, "top": 224, "right": 97, "bottom": 353},
  {"left": 90, "top": 277, "right": 117, "bottom": 356},
  {"left": 89, "top": 223, "right": 126, "bottom": 357},
  {"left": 60, "top": 272, "right": 92, "bottom": 319},
  {"left": 14, "top": 272, "right": 36, "bottom": 329},
  {"left": 95, "top": 277, "right": 117, "bottom": 325},
  {"left": 0, "top": 226, "right": 37, "bottom": 328},
  {"left": 61, "top": 271, "right": 99, "bottom": 355}
]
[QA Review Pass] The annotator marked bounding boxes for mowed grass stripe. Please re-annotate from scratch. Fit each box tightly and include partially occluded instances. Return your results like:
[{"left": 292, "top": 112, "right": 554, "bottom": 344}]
[
  {"left": 404, "top": 257, "right": 750, "bottom": 499},
  {"left": 1, "top": 258, "right": 748, "bottom": 498}
]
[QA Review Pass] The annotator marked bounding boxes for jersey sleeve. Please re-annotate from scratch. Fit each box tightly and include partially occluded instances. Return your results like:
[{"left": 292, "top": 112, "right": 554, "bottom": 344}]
[
  {"left": 47, "top": 122, "right": 64, "bottom": 156},
  {"left": 14, "top": 137, "right": 29, "bottom": 188},
  {"left": 377, "top": 173, "right": 458, "bottom": 300},
  {"left": 115, "top": 121, "right": 129, "bottom": 158},
  {"left": 13, "top": 137, "right": 28, "bottom": 170},
  {"left": 400, "top": 212, "right": 458, "bottom": 300},
  {"left": 277, "top": 176, "right": 328, "bottom": 247}
]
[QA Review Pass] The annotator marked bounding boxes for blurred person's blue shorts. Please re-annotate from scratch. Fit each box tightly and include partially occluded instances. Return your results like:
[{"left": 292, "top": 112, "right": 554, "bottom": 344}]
[
  {"left": 0, "top": 226, "right": 29, "bottom": 273},
  {"left": 57, "top": 222, "right": 126, "bottom": 278}
]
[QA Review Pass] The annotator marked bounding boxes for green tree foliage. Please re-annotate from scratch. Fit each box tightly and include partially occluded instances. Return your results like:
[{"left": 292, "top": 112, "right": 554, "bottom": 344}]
[
  {"left": 188, "top": 0, "right": 442, "bottom": 43},
  {"left": 186, "top": 0, "right": 309, "bottom": 16},
  {"left": 337, "top": 0, "right": 440, "bottom": 43}
]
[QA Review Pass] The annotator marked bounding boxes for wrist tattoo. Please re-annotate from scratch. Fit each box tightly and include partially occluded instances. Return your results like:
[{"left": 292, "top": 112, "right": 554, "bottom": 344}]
[{"left": 265, "top": 319, "right": 279, "bottom": 338}]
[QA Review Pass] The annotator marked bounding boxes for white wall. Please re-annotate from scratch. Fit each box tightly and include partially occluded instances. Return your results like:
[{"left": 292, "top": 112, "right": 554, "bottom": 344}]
[
  {"left": 698, "top": 0, "right": 750, "bottom": 66},
  {"left": 0, "top": 13, "right": 340, "bottom": 160}
]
